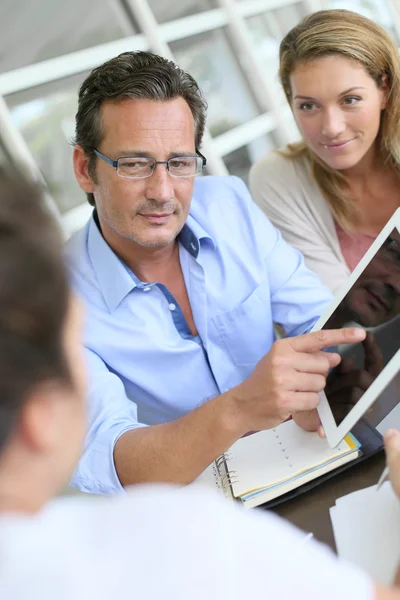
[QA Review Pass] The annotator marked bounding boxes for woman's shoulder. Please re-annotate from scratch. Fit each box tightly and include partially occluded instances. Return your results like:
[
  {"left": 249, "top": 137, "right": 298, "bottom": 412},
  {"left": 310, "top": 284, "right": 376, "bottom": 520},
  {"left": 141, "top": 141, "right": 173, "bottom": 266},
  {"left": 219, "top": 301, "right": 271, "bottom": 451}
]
[
  {"left": 249, "top": 146, "right": 334, "bottom": 230},
  {"left": 250, "top": 146, "right": 314, "bottom": 189}
]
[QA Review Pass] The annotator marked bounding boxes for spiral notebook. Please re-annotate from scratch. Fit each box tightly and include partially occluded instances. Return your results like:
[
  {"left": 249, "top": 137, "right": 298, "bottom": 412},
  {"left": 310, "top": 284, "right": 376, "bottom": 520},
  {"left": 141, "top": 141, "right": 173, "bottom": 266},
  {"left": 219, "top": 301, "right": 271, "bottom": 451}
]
[{"left": 195, "top": 420, "right": 361, "bottom": 508}]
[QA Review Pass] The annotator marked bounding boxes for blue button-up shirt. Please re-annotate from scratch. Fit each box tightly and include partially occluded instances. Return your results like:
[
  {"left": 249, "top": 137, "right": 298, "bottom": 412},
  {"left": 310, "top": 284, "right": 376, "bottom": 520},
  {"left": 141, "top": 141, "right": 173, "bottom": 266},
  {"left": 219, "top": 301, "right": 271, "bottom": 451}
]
[{"left": 66, "top": 176, "right": 333, "bottom": 495}]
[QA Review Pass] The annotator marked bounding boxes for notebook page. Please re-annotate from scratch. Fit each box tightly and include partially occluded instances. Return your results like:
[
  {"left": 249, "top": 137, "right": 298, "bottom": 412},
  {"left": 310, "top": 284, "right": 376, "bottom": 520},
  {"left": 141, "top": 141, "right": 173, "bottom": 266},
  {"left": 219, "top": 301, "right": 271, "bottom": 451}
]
[
  {"left": 191, "top": 463, "right": 235, "bottom": 502},
  {"left": 331, "top": 482, "right": 400, "bottom": 585},
  {"left": 228, "top": 420, "right": 353, "bottom": 497},
  {"left": 191, "top": 464, "right": 222, "bottom": 496}
]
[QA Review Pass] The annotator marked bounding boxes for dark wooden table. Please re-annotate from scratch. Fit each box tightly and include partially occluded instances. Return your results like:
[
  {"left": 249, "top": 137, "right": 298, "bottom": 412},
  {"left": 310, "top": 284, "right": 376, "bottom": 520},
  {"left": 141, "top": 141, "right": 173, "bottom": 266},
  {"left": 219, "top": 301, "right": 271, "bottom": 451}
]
[{"left": 272, "top": 452, "right": 386, "bottom": 550}]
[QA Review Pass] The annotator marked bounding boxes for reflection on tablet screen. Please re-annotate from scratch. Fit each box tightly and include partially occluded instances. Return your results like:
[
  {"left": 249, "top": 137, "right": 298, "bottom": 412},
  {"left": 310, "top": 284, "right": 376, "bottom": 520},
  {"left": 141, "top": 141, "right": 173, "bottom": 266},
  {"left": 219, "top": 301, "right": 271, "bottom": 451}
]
[{"left": 322, "top": 228, "right": 400, "bottom": 426}]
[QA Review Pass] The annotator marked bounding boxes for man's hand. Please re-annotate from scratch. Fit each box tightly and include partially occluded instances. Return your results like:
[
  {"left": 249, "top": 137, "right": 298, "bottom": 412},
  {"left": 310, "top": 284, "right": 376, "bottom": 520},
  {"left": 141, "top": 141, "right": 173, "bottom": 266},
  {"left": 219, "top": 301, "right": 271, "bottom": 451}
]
[
  {"left": 230, "top": 327, "right": 366, "bottom": 435},
  {"left": 384, "top": 429, "right": 400, "bottom": 498}
]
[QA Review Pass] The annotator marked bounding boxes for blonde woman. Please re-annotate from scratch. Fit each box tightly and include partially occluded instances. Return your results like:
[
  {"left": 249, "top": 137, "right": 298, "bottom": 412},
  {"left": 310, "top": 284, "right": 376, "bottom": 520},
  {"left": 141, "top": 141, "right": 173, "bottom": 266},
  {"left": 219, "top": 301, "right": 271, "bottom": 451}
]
[{"left": 250, "top": 9, "right": 400, "bottom": 294}]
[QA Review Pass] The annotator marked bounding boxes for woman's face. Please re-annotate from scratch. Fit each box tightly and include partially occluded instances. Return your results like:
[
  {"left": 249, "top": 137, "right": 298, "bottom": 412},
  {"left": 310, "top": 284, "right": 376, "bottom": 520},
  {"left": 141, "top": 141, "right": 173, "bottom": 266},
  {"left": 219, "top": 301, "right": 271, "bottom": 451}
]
[{"left": 289, "top": 55, "right": 389, "bottom": 171}]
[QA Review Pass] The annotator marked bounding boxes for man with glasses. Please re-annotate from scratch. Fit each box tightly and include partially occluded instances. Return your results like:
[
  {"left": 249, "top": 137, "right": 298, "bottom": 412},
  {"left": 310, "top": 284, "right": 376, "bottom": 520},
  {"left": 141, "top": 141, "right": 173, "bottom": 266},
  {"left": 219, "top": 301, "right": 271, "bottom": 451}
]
[
  {"left": 68, "top": 51, "right": 362, "bottom": 495},
  {"left": 92, "top": 148, "right": 207, "bottom": 181}
]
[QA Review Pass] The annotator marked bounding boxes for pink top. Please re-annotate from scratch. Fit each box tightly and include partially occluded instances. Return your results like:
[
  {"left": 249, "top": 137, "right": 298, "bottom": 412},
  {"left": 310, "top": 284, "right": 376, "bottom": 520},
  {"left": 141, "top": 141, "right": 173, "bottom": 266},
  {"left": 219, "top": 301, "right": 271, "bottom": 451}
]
[{"left": 334, "top": 221, "right": 376, "bottom": 272}]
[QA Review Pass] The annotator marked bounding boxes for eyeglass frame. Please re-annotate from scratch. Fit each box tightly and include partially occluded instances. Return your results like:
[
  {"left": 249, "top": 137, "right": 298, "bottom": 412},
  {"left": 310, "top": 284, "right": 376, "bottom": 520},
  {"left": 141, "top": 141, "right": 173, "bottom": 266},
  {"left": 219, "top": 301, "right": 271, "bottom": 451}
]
[{"left": 92, "top": 148, "right": 207, "bottom": 179}]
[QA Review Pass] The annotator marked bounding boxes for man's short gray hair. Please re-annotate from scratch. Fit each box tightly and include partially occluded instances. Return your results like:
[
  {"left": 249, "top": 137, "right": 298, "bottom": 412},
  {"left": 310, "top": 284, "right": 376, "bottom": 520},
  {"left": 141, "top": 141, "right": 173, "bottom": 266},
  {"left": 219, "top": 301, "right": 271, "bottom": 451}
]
[{"left": 74, "top": 51, "right": 208, "bottom": 206}]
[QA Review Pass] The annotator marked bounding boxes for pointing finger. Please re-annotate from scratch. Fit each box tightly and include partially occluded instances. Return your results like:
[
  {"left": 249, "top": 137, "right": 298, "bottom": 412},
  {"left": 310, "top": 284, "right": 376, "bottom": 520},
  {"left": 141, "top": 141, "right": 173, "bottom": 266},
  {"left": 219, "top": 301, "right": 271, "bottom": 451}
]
[{"left": 290, "top": 328, "right": 366, "bottom": 354}]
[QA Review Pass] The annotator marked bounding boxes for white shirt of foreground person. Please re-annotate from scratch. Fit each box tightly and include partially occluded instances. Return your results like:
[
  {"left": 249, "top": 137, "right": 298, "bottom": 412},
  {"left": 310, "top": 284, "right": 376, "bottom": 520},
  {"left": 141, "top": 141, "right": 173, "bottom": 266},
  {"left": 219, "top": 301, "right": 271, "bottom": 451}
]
[{"left": 0, "top": 486, "right": 372, "bottom": 600}]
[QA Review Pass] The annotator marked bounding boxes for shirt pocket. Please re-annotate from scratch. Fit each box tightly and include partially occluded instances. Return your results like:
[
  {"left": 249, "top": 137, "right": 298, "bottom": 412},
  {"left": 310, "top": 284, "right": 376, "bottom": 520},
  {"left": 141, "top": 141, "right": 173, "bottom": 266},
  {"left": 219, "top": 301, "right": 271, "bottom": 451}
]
[{"left": 212, "top": 282, "right": 274, "bottom": 367}]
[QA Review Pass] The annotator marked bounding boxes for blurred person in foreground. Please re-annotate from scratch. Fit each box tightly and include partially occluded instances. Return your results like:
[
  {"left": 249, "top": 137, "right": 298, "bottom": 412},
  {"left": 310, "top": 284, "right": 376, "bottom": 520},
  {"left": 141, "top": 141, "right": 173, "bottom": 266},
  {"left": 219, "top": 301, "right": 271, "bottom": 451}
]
[
  {"left": 66, "top": 50, "right": 365, "bottom": 495},
  {"left": 0, "top": 169, "right": 399, "bottom": 600}
]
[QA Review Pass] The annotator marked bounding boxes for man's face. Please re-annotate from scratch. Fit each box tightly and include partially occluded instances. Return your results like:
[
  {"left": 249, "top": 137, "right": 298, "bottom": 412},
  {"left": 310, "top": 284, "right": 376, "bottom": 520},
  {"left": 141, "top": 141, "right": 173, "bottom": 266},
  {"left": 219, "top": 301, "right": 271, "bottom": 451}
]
[
  {"left": 87, "top": 97, "right": 197, "bottom": 249},
  {"left": 344, "top": 230, "right": 400, "bottom": 327}
]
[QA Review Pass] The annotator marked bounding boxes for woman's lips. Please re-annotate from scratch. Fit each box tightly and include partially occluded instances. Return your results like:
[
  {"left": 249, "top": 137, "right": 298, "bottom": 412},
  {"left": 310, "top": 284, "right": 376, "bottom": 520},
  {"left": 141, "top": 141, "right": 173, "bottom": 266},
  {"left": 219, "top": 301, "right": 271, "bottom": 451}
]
[{"left": 321, "top": 139, "right": 354, "bottom": 152}]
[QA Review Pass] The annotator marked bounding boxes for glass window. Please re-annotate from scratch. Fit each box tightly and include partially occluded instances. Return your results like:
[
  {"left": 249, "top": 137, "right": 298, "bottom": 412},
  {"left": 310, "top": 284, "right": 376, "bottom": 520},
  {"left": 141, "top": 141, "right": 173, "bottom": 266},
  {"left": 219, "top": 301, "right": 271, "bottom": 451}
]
[
  {"left": 245, "top": 3, "right": 306, "bottom": 105},
  {"left": 171, "top": 28, "right": 261, "bottom": 137},
  {"left": 246, "top": 14, "right": 281, "bottom": 94},
  {"left": 246, "top": 12, "right": 280, "bottom": 44},
  {"left": 321, "top": 0, "right": 400, "bottom": 44},
  {"left": 0, "top": 0, "right": 131, "bottom": 73},
  {"left": 223, "top": 134, "right": 276, "bottom": 185},
  {"left": 237, "top": 0, "right": 306, "bottom": 37},
  {"left": 7, "top": 75, "right": 87, "bottom": 215},
  {"left": 147, "top": 0, "right": 217, "bottom": 24},
  {"left": 246, "top": 13, "right": 300, "bottom": 141},
  {"left": 273, "top": 2, "right": 308, "bottom": 37}
]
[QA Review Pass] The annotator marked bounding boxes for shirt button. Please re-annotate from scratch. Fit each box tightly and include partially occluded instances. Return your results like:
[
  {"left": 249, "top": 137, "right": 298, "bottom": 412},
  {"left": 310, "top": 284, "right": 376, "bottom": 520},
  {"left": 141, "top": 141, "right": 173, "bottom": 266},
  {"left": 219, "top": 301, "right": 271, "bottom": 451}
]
[
  {"left": 168, "top": 303, "right": 176, "bottom": 311},
  {"left": 143, "top": 286, "right": 151, "bottom": 292}
]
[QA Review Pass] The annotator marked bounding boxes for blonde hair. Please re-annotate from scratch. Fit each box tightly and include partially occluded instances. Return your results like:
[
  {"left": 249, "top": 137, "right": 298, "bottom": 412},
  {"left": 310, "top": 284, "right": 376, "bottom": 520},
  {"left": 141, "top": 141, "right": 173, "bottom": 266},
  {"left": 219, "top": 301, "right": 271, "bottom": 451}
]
[{"left": 279, "top": 9, "right": 400, "bottom": 231}]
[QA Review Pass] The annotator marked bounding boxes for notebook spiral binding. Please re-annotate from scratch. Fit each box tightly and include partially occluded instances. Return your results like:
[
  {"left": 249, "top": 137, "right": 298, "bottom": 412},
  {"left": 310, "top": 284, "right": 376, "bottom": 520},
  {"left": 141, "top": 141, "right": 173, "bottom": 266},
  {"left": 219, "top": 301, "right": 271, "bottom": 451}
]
[
  {"left": 214, "top": 451, "right": 237, "bottom": 499},
  {"left": 213, "top": 429, "right": 295, "bottom": 500}
]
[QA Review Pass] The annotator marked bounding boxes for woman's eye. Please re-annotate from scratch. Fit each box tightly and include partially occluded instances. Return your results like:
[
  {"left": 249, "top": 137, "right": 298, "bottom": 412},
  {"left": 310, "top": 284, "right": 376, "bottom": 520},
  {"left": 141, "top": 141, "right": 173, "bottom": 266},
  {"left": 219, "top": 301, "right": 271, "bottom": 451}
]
[
  {"left": 343, "top": 97, "right": 360, "bottom": 106},
  {"left": 298, "top": 102, "right": 316, "bottom": 111}
]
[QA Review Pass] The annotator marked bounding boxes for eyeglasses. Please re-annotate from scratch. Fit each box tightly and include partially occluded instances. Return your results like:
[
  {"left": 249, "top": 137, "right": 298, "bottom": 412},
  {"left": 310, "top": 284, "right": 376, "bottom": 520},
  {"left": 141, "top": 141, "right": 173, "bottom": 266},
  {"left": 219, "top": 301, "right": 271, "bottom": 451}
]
[{"left": 93, "top": 149, "right": 207, "bottom": 179}]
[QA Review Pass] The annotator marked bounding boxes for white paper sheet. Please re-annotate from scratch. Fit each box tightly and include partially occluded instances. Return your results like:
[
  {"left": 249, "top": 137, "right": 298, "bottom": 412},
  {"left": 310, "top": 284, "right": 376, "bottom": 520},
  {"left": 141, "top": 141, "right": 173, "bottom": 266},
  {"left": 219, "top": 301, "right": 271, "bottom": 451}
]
[{"left": 330, "top": 482, "right": 400, "bottom": 585}]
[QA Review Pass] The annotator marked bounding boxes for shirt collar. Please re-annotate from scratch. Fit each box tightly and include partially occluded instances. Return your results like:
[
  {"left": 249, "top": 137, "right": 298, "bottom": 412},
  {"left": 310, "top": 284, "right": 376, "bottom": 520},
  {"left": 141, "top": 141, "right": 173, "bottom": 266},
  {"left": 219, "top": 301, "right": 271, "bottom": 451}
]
[
  {"left": 87, "top": 211, "right": 215, "bottom": 312},
  {"left": 87, "top": 214, "right": 135, "bottom": 312},
  {"left": 179, "top": 214, "right": 215, "bottom": 258}
]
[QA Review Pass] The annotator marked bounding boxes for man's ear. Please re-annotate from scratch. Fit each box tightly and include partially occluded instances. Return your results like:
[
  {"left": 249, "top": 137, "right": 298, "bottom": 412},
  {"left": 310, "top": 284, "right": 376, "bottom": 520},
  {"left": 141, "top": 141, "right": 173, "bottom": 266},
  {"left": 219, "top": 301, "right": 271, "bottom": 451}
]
[
  {"left": 20, "top": 385, "right": 66, "bottom": 454},
  {"left": 73, "top": 145, "right": 96, "bottom": 194}
]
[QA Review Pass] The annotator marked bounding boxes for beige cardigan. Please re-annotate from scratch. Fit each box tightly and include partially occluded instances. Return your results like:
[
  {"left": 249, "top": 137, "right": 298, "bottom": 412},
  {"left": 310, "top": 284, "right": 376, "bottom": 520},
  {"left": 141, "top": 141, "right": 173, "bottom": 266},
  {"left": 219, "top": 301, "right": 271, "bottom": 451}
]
[{"left": 249, "top": 151, "right": 350, "bottom": 294}]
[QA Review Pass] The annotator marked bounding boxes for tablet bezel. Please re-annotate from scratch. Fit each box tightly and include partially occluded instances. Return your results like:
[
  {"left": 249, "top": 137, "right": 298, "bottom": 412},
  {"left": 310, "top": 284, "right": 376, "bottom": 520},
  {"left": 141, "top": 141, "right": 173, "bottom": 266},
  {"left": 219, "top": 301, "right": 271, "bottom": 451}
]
[{"left": 312, "top": 207, "right": 400, "bottom": 448}]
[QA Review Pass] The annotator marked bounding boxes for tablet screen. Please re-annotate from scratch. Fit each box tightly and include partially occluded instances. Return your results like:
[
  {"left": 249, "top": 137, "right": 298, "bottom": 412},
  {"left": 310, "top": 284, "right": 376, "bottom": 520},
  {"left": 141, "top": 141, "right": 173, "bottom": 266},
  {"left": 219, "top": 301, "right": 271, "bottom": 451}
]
[{"left": 322, "top": 227, "right": 400, "bottom": 426}]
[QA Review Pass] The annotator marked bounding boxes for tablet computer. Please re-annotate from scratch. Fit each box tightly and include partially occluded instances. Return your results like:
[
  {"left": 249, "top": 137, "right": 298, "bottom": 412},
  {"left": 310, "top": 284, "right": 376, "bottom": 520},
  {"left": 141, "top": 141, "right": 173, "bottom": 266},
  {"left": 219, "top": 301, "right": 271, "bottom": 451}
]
[{"left": 312, "top": 207, "right": 400, "bottom": 448}]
